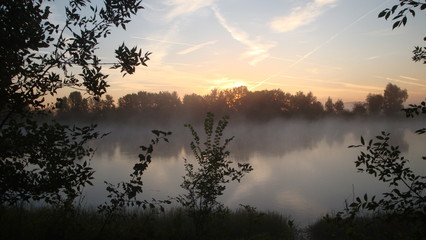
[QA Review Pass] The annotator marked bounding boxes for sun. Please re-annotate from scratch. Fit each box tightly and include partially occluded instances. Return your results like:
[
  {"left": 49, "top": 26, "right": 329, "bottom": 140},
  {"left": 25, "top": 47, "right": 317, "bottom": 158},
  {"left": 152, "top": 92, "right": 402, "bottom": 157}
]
[{"left": 212, "top": 77, "right": 249, "bottom": 90}]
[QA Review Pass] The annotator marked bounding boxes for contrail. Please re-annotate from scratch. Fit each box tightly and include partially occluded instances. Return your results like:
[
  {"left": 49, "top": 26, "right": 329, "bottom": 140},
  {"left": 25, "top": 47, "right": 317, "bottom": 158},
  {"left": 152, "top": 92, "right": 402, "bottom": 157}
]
[
  {"left": 250, "top": 0, "right": 390, "bottom": 91},
  {"left": 132, "top": 36, "right": 194, "bottom": 46}
]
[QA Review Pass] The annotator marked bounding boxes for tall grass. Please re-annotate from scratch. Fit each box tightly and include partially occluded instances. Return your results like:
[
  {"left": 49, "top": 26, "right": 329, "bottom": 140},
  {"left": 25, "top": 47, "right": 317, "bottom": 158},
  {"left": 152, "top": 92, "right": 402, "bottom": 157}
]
[
  {"left": 307, "top": 213, "right": 426, "bottom": 240},
  {"left": 0, "top": 205, "right": 299, "bottom": 240}
]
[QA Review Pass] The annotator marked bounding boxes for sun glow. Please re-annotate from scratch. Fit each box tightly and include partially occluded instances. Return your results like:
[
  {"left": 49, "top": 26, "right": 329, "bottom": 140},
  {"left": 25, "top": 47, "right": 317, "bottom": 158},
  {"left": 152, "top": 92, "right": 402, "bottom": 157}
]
[{"left": 209, "top": 77, "right": 251, "bottom": 91}]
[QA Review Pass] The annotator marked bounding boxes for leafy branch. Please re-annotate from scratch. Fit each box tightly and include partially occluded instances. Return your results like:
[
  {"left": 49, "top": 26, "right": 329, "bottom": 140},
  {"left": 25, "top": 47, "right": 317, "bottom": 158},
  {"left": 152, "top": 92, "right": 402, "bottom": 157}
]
[
  {"left": 98, "top": 130, "right": 172, "bottom": 230},
  {"left": 176, "top": 113, "right": 253, "bottom": 235}
]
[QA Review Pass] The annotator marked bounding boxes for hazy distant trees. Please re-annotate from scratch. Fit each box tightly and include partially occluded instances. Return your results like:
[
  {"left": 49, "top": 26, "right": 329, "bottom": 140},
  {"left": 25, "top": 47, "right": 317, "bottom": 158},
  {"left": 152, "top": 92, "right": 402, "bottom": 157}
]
[
  {"left": 366, "top": 93, "right": 384, "bottom": 115},
  {"left": 325, "top": 97, "right": 335, "bottom": 114},
  {"left": 364, "top": 83, "right": 408, "bottom": 116},
  {"left": 383, "top": 83, "right": 408, "bottom": 115},
  {"left": 324, "top": 97, "right": 346, "bottom": 116},
  {"left": 334, "top": 99, "right": 345, "bottom": 115},
  {"left": 352, "top": 102, "right": 367, "bottom": 116},
  {"left": 56, "top": 92, "right": 88, "bottom": 114},
  {"left": 290, "top": 91, "right": 323, "bottom": 118},
  {"left": 117, "top": 91, "right": 180, "bottom": 113},
  {"left": 54, "top": 83, "right": 408, "bottom": 122},
  {"left": 238, "top": 89, "right": 291, "bottom": 120},
  {"left": 56, "top": 92, "right": 116, "bottom": 119}
]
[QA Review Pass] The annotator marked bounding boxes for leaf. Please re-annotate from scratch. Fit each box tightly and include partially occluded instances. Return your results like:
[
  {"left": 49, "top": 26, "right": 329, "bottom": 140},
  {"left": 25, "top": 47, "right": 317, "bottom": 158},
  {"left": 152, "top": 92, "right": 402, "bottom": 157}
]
[
  {"left": 361, "top": 136, "right": 365, "bottom": 145},
  {"left": 392, "top": 21, "right": 400, "bottom": 29},
  {"left": 402, "top": 16, "right": 407, "bottom": 26}
]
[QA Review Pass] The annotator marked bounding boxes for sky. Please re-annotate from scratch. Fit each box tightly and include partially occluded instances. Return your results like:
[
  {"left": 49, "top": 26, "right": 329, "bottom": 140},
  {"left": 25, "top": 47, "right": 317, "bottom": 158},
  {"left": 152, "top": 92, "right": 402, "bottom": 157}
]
[{"left": 53, "top": 0, "right": 425, "bottom": 104}]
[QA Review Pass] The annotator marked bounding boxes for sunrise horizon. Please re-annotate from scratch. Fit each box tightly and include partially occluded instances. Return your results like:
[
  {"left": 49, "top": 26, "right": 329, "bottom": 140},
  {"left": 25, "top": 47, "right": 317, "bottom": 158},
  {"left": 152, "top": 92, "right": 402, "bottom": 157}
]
[{"left": 48, "top": 0, "right": 425, "bottom": 105}]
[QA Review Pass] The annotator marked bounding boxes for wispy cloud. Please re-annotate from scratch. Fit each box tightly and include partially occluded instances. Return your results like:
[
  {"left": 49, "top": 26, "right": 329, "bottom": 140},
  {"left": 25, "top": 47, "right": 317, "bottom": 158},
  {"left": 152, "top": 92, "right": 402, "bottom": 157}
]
[
  {"left": 270, "top": 0, "right": 338, "bottom": 33},
  {"left": 385, "top": 77, "right": 426, "bottom": 88},
  {"left": 133, "top": 36, "right": 193, "bottom": 46},
  {"left": 133, "top": 37, "right": 216, "bottom": 55},
  {"left": 400, "top": 75, "right": 420, "bottom": 82},
  {"left": 367, "top": 56, "right": 380, "bottom": 60},
  {"left": 251, "top": 0, "right": 386, "bottom": 90},
  {"left": 165, "top": 0, "right": 214, "bottom": 20},
  {"left": 211, "top": 5, "right": 275, "bottom": 66},
  {"left": 177, "top": 40, "right": 217, "bottom": 55}
]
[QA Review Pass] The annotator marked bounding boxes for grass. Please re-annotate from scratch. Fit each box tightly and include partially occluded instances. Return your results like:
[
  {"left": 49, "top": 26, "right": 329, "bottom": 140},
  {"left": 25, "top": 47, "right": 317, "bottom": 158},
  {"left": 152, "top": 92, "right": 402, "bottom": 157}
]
[
  {"left": 0, "top": 205, "right": 299, "bottom": 240},
  {"left": 307, "top": 213, "right": 426, "bottom": 240},
  {"left": 2, "top": 205, "right": 425, "bottom": 240}
]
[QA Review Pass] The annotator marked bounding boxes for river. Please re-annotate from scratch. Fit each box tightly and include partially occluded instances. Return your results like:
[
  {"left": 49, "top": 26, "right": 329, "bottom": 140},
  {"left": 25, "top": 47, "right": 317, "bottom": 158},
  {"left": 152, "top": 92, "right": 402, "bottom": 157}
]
[{"left": 82, "top": 117, "right": 425, "bottom": 226}]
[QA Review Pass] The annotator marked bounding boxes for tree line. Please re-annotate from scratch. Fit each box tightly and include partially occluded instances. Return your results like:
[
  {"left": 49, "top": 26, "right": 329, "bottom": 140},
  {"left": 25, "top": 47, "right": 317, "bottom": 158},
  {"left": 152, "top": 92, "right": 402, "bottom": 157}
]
[{"left": 54, "top": 83, "right": 409, "bottom": 122}]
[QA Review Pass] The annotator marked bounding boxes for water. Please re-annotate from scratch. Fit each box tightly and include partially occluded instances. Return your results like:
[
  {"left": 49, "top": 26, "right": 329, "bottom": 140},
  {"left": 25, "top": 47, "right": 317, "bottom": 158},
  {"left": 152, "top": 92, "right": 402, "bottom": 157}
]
[{"left": 82, "top": 118, "right": 425, "bottom": 226}]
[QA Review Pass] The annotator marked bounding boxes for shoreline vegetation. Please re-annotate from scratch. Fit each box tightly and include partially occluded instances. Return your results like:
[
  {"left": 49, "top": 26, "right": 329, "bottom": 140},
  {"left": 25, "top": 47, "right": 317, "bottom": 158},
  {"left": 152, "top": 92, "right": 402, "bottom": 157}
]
[
  {"left": 51, "top": 83, "right": 412, "bottom": 125},
  {"left": 1, "top": 204, "right": 425, "bottom": 240}
]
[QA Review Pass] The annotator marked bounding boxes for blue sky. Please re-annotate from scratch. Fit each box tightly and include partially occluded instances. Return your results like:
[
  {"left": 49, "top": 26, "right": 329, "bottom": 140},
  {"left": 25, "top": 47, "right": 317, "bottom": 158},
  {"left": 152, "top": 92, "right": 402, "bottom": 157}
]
[{"left": 53, "top": 0, "right": 425, "bottom": 103}]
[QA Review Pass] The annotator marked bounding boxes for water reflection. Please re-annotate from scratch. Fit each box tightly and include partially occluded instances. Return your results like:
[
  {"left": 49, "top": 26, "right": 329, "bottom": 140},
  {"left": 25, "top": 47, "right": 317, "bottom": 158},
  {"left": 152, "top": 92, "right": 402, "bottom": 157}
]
[{"left": 86, "top": 118, "right": 425, "bottom": 226}]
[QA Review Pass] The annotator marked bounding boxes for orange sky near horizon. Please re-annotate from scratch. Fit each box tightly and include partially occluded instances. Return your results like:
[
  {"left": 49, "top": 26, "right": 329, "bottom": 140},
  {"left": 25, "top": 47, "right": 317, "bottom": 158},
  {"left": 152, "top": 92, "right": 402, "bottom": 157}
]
[{"left": 50, "top": 0, "right": 425, "bottom": 105}]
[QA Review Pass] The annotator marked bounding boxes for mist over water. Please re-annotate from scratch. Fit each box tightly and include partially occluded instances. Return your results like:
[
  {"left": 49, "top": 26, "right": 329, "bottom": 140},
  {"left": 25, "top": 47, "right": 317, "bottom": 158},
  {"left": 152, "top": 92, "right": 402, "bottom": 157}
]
[{"left": 83, "top": 118, "right": 425, "bottom": 226}]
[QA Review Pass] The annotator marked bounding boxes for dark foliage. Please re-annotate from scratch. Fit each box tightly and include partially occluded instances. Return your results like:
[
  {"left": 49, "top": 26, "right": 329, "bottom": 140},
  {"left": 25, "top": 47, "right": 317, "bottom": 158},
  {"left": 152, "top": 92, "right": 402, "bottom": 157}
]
[
  {"left": 0, "top": 0, "right": 147, "bottom": 207},
  {"left": 378, "top": 0, "right": 426, "bottom": 64},
  {"left": 98, "top": 130, "right": 172, "bottom": 236},
  {"left": 176, "top": 112, "right": 253, "bottom": 236},
  {"left": 54, "top": 83, "right": 410, "bottom": 124},
  {"left": 0, "top": 206, "right": 297, "bottom": 240}
]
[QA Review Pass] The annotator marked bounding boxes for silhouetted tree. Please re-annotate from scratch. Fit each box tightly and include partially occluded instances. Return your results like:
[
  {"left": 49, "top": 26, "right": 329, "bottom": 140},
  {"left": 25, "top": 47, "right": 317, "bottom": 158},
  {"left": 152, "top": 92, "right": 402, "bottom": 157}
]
[
  {"left": 239, "top": 89, "right": 290, "bottom": 121},
  {"left": 154, "top": 91, "right": 181, "bottom": 113},
  {"left": 290, "top": 91, "right": 324, "bottom": 118},
  {"left": 69, "top": 91, "right": 89, "bottom": 113},
  {"left": 222, "top": 86, "right": 250, "bottom": 112},
  {"left": 325, "top": 97, "right": 335, "bottom": 114},
  {"left": 86, "top": 94, "right": 115, "bottom": 118},
  {"left": 366, "top": 93, "right": 384, "bottom": 115},
  {"left": 0, "top": 0, "right": 147, "bottom": 206},
  {"left": 182, "top": 93, "right": 207, "bottom": 120},
  {"left": 204, "top": 89, "right": 228, "bottom": 116},
  {"left": 118, "top": 93, "right": 140, "bottom": 114},
  {"left": 333, "top": 99, "right": 345, "bottom": 115},
  {"left": 352, "top": 102, "right": 367, "bottom": 116},
  {"left": 383, "top": 83, "right": 408, "bottom": 115}
]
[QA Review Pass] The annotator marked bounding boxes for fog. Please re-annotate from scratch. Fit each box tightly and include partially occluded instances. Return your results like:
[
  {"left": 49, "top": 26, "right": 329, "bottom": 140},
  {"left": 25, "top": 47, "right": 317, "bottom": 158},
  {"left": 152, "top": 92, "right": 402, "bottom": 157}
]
[{"left": 84, "top": 117, "right": 425, "bottom": 226}]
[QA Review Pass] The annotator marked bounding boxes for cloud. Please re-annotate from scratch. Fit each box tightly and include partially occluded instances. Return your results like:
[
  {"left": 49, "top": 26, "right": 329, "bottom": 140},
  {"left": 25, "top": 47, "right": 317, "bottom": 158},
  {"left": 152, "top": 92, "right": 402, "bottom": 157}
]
[
  {"left": 367, "top": 56, "right": 380, "bottom": 60},
  {"left": 177, "top": 40, "right": 217, "bottom": 55},
  {"left": 385, "top": 77, "right": 426, "bottom": 88},
  {"left": 400, "top": 75, "right": 420, "bottom": 82},
  {"left": 270, "top": 0, "right": 338, "bottom": 33},
  {"left": 165, "top": 0, "right": 214, "bottom": 19},
  {"left": 211, "top": 5, "right": 275, "bottom": 66},
  {"left": 133, "top": 36, "right": 193, "bottom": 46}
]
